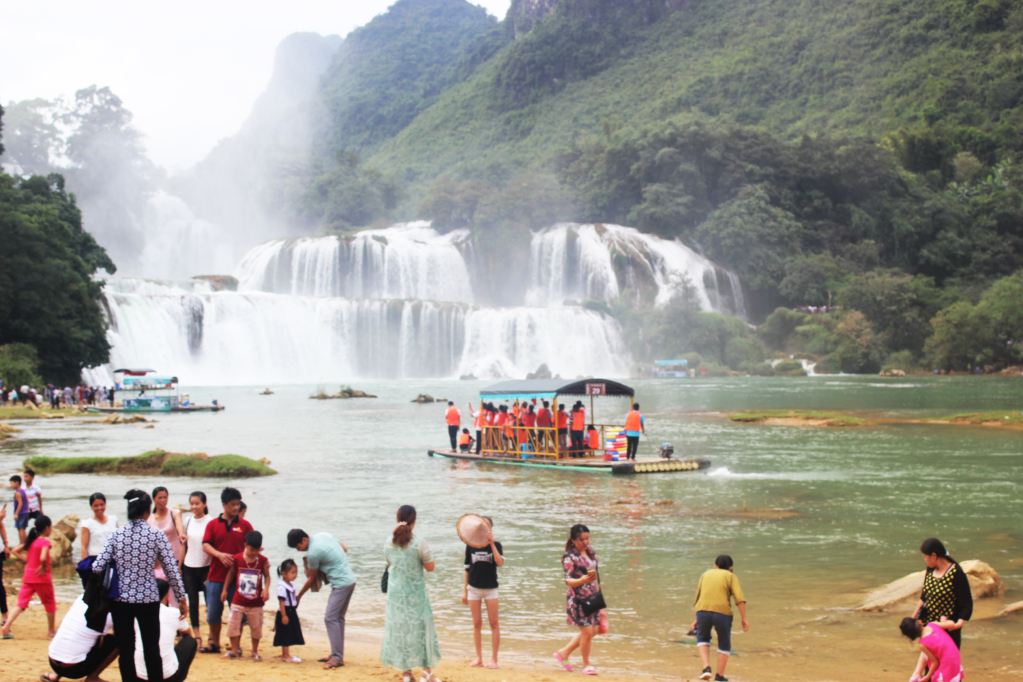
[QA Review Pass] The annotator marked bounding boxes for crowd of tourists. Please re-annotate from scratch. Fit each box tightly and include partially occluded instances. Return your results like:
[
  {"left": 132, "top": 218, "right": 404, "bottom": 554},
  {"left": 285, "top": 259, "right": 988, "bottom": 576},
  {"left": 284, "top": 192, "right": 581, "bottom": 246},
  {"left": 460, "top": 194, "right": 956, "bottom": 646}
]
[
  {"left": 0, "top": 467, "right": 970, "bottom": 682},
  {"left": 0, "top": 381, "right": 114, "bottom": 408},
  {"left": 445, "top": 400, "right": 646, "bottom": 460}
]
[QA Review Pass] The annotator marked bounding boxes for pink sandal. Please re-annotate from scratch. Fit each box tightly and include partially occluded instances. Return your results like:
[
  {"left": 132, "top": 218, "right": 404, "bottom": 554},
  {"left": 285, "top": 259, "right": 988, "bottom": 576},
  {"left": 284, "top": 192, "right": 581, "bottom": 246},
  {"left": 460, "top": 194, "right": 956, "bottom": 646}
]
[{"left": 553, "top": 652, "right": 572, "bottom": 672}]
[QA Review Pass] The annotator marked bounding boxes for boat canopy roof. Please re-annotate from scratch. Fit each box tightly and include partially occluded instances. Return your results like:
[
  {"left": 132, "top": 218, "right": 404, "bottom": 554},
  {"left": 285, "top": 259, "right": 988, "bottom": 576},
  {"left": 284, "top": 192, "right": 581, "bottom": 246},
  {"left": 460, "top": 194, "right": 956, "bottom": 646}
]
[
  {"left": 113, "top": 368, "right": 157, "bottom": 375},
  {"left": 480, "top": 379, "right": 634, "bottom": 401},
  {"left": 118, "top": 375, "right": 178, "bottom": 390}
]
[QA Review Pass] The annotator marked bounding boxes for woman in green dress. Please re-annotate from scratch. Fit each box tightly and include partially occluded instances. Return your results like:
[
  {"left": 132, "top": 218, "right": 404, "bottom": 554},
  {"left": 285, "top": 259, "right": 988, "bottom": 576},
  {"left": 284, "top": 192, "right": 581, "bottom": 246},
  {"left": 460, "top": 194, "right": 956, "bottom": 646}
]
[{"left": 381, "top": 505, "right": 442, "bottom": 682}]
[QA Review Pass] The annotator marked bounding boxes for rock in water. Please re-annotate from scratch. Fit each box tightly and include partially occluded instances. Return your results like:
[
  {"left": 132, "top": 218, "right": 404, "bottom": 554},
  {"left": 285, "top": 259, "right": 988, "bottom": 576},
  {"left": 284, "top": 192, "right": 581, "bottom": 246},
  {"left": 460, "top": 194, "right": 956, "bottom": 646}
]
[
  {"left": 54, "top": 513, "right": 80, "bottom": 544},
  {"left": 997, "top": 600, "right": 1023, "bottom": 617},
  {"left": 857, "top": 560, "right": 1004, "bottom": 611},
  {"left": 48, "top": 527, "right": 74, "bottom": 565}
]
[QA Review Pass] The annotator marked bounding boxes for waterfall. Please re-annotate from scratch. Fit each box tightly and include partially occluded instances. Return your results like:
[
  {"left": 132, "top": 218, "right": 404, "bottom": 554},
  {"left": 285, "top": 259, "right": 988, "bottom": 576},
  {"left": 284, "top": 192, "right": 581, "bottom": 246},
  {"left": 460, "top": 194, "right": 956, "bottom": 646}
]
[
  {"left": 526, "top": 224, "right": 746, "bottom": 317},
  {"left": 91, "top": 279, "right": 628, "bottom": 384},
  {"left": 234, "top": 222, "right": 474, "bottom": 302},
  {"left": 135, "top": 192, "right": 237, "bottom": 280},
  {"left": 88, "top": 222, "right": 748, "bottom": 384}
]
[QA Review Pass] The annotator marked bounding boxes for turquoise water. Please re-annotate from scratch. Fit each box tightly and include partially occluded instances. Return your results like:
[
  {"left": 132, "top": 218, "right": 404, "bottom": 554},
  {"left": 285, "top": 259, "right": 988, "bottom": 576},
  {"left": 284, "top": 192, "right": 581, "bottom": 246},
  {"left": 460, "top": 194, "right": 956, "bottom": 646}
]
[{"left": 3, "top": 376, "right": 1021, "bottom": 679}]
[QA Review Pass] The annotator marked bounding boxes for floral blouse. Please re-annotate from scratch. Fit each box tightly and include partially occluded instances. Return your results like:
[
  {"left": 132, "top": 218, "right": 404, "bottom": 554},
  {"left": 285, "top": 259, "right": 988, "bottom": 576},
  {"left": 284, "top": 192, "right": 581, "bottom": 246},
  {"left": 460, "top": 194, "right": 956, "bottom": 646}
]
[{"left": 93, "top": 518, "right": 185, "bottom": 604}]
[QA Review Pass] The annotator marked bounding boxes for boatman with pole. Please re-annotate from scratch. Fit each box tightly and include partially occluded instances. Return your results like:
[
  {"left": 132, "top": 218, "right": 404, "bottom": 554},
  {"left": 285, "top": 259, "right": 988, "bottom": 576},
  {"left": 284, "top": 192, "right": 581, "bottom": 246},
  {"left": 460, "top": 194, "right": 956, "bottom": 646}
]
[
  {"left": 446, "top": 401, "right": 461, "bottom": 453},
  {"left": 625, "top": 403, "right": 646, "bottom": 460}
]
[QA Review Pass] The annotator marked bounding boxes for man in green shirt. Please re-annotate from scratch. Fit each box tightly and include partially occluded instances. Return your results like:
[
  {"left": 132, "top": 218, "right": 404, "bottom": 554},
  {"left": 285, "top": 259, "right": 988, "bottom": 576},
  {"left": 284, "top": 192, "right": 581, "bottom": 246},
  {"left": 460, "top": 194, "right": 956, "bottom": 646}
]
[
  {"left": 690, "top": 555, "right": 749, "bottom": 682},
  {"left": 289, "top": 529, "right": 356, "bottom": 669}
]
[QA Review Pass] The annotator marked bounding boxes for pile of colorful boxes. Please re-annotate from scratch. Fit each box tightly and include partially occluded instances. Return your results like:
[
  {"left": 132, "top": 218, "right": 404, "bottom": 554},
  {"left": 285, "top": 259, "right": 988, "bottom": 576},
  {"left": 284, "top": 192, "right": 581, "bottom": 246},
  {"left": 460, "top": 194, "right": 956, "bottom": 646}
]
[{"left": 604, "top": 426, "right": 627, "bottom": 461}]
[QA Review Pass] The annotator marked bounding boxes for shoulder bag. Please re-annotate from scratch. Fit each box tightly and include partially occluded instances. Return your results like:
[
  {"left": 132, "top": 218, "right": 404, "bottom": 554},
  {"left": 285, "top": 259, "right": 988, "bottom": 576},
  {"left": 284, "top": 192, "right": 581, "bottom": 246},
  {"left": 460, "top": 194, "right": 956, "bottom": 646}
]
[
  {"left": 381, "top": 566, "right": 389, "bottom": 593},
  {"left": 579, "top": 567, "right": 607, "bottom": 616}
]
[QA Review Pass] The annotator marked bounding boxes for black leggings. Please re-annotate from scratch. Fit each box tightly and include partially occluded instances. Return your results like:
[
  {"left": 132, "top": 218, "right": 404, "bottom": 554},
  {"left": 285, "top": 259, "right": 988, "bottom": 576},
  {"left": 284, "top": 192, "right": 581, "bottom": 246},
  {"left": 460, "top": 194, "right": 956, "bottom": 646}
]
[
  {"left": 182, "top": 564, "right": 209, "bottom": 628},
  {"left": 0, "top": 563, "right": 7, "bottom": 615},
  {"left": 448, "top": 425, "right": 459, "bottom": 449},
  {"left": 111, "top": 600, "right": 162, "bottom": 682},
  {"left": 570, "top": 430, "right": 585, "bottom": 451},
  {"left": 166, "top": 635, "right": 197, "bottom": 682},
  {"left": 626, "top": 435, "right": 639, "bottom": 459}
]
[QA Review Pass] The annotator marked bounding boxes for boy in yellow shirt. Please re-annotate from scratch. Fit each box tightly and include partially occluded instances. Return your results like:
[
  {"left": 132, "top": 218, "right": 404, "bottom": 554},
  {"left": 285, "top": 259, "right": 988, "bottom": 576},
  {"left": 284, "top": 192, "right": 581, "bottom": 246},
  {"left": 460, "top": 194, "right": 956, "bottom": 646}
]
[{"left": 691, "top": 555, "right": 749, "bottom": 682}]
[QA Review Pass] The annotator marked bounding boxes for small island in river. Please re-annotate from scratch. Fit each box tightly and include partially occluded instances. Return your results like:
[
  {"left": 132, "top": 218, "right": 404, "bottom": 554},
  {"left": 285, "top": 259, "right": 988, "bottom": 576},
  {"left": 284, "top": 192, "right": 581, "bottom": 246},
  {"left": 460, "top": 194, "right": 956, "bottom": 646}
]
[
  {"left": 727, "top": 409, "right": 1023, "bottom": 429},
  {"left": 24, "top": 449, "right": 276, "bottom": 477}
]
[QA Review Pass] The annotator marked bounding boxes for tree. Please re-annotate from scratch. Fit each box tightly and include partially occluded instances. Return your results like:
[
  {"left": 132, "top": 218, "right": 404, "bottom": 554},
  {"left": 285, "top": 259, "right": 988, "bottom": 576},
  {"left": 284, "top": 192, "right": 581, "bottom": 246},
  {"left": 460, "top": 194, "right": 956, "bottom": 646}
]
[
  {"left": 0, "top": 160, "right": 115, "bottom": 383},
  {"left": 779, "top": 252, "right": 845, "bottom": 306}
]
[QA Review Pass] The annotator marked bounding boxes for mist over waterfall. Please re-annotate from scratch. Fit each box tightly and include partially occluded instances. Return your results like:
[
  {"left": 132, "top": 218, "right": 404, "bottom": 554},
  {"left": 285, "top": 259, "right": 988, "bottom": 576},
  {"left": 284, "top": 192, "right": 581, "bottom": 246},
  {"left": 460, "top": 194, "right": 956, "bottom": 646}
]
[{"left": 89, "top": 222, "right": 744, "bottom": 385}]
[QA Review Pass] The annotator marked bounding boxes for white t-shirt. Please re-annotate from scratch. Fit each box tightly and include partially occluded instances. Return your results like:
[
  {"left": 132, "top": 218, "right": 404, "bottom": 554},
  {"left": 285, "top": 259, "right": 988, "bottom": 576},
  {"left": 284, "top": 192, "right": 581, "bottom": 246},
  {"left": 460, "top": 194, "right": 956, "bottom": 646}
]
[
  {"left": 183, "top": 514, "right": 213, "bottom": 568},
  {"left": 48, "top": 596, "right": 113, "bottom": 664},
  {"left": 134, "top": 603, "right": 189, "bottom": 680},
  {"left": 277, "top": 580, "right": 298, "bottom": 608},
  {"left": 25, "top": 482, "right": 42, "bottom": 512},
  {"left": 80, "top": 515, "right": 118, "bottom": 557}
]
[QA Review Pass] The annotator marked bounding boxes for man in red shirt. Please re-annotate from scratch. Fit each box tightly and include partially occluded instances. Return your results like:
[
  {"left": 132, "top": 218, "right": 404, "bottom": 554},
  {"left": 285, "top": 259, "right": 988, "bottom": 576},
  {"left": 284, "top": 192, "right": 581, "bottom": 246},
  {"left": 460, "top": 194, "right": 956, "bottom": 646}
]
[{"left": 200, "top": 487, "right": 253, "bottom": 654}]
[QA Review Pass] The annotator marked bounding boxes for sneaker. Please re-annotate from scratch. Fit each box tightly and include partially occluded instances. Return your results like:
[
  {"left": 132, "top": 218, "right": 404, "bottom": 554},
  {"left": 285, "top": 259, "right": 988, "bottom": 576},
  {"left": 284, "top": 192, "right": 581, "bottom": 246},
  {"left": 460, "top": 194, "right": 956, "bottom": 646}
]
[
  {"left": 715, "top": 675, "right": 728, "bottom": 682},
  {"left": 699, "top": 667, "right": 712, "bottom": 680}
]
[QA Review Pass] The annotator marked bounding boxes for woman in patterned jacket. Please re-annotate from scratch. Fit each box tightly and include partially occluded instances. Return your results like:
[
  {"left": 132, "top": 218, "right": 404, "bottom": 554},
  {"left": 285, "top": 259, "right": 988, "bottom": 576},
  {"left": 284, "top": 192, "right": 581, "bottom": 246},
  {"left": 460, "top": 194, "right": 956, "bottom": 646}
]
[{"left": 93, "top": 490, "right": 188, "bottom": 682}]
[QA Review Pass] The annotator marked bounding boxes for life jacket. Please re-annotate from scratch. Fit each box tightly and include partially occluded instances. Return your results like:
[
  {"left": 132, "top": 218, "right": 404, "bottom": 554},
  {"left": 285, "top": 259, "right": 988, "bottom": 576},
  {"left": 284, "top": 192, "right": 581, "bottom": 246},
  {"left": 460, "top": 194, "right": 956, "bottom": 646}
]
[
  {"left": 446, "top": 406, "right": 460, "bottom": 425},
  {"left": 512, "top": 403, "right": 520, "bottom": 419},
  {"left": 536, "top": 408, "right": 551, "bottom": 427},
  {"left": 587, "top": 429, "right": 600, "bottom": 449},
  {"left": 625, "top": 410, "right": 643, "bottom": 432},
  {"left": 458, "top": 432, "right": 472, "bottom": 446},
  {"left": 571, "top": 409, "right": 585, "bottom": 431},
  {"left": 557, "top": 410, "right": 568, "bottom": 428},
  {"left": 485, "top": 409, "right": 495, "bottom": 426},
  {"left": 523, "top": 411, "right": 536, "bottom": 427},
  {"left": 496, "top": 413, "right": 507, "bottom": 427}
]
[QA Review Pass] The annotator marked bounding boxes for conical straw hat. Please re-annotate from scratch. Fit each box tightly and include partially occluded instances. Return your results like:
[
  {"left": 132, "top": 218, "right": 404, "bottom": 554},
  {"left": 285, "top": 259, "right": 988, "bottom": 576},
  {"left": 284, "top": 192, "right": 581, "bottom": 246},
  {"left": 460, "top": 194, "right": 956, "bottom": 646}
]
[{"left": 457, "top": 514, "right": 491, "bottom": 548}]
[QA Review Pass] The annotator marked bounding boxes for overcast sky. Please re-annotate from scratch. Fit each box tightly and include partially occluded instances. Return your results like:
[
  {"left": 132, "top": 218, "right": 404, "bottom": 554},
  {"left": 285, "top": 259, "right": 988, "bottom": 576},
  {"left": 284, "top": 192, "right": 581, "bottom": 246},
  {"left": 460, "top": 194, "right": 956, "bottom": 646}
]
[{"left": 0, "top": 0, "right": 511, "bottom": 171}]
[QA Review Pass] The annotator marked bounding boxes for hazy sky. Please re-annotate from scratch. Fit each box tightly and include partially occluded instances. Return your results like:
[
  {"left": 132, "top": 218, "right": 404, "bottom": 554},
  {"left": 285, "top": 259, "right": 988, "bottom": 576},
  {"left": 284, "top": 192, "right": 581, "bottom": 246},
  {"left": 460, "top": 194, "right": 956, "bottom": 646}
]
[{"left": 0, "top": 0, "right": 511, "bottom": 171}]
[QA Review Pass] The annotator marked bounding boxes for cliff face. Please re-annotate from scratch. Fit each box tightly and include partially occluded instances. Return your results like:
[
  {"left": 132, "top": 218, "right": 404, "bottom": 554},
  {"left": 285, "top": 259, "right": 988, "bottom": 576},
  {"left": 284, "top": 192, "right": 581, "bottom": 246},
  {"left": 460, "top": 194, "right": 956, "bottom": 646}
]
[{"left": 508, "top": 0, "right": 560, "bottom": 37}]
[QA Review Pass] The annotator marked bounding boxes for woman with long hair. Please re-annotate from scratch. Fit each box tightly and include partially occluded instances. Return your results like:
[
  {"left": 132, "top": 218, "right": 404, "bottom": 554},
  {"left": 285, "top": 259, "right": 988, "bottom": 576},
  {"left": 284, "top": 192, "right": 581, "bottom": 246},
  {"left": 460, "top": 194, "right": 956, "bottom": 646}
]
[
  {"left": 93, "top": 489, "right": 188, "bottom": 682},
  {"left": 381, "top": 505, "right": 442, "bottom": 682},
  {"left": 2, "top": 515, "right": 56, "bottom": 638},
  {"left": 181, "top": 491, "right": 212, "bottom": 649},
  {"left": 553, "top": 523, "right": 602, "bottom": 675}
]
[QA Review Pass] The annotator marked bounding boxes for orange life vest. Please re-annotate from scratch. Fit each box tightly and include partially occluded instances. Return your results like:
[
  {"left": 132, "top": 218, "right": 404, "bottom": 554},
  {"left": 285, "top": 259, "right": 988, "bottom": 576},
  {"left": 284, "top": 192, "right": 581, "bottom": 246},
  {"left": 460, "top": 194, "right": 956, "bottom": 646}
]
[
  {"left": 571, "top": 409, "right": 585, "bottom": 431},
  {"left": 458, "top": 432, "right": 472, "bottom": 446},
  {"left": 587, "top": 429, "right": 600, "bottom": 449},
  {"left": 446, "top": 406, "right": 460, "bottom": 425},
  {"left": 625, "top": 410, "right": 643, "bottom": 432},
  {"left": 557, "top": 410, "right": 568, "bottom": 428}
]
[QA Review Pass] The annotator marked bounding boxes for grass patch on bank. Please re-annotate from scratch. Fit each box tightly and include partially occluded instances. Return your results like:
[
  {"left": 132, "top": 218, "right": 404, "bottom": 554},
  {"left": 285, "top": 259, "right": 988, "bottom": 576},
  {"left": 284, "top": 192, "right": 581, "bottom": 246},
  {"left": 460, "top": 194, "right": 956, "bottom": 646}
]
[
  {"left": 0, "top": 405, "right": 79, "bottom": 420},
  {"left": 940, "top": 412, "right": 1023, "bottom": 427},
  {"left": 24, "top": 450, "right": 276, "bottom": 477},
  {"left": 728, "top": 410, "right": 869, "bottom": 427}
]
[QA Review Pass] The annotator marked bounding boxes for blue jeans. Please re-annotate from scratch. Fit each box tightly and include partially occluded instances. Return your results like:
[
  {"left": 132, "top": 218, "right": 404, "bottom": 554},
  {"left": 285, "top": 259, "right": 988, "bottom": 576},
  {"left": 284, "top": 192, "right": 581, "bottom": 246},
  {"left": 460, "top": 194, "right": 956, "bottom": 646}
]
[
  {"left": 696, "top": 610, "right": 733, "bottom": 654},
  {"left": 205, "top": 580, "right": 235, "bottom": 625}
]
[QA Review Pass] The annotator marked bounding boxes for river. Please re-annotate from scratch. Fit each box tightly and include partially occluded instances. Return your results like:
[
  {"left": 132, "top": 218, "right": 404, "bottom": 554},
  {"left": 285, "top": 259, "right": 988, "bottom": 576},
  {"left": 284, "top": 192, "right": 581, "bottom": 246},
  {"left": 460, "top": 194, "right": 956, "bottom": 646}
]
[{"left": 2, "top": 376, "right": 1021, "bottom": 680}]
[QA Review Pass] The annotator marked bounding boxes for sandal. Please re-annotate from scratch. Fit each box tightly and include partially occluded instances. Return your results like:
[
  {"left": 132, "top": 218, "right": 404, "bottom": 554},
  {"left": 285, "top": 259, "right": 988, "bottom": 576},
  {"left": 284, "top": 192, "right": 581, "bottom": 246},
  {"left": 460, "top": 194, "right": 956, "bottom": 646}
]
[
  {"left": 323, "top": 658, "right": 344, "bottom": 669},
  {"left": 2, "top": 633, "right": 13, "bottom": 640},
  {"left": 487, "top": 662, "right": 499, "bottom": 669},
  {"left": 553, "top": 652, "right": 571, "bottom": 672},
  {"left": 582, "top": 666, "right": 598, "bottom": 675},
  {"left": 198, "top": 643, "right": 220, "bottom": 654},
  {"left": 403, "top": 673, "right": 414, "bottom": 682},
  {"left": 221, "top": 651, "right": 240, "bottom": 659},
  {"left": 251, "top": 653, "right": 262, "bottom": 661},
  {"left": 283, "top": 656, "right": 302, "bottom": 663},
  {"left": 40, "top": 675, "right": 59, "bottom": 682}
]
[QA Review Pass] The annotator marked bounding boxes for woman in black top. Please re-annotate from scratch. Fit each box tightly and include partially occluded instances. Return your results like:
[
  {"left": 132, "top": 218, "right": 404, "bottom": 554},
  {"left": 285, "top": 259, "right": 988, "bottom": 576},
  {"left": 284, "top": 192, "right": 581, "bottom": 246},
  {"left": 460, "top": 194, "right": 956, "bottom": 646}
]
[
  {"left": 912, "top": 538, "right": 972, "bottom": 650},
  {"left": 461, "top": 517, "right": 503, "bottom": 669}
]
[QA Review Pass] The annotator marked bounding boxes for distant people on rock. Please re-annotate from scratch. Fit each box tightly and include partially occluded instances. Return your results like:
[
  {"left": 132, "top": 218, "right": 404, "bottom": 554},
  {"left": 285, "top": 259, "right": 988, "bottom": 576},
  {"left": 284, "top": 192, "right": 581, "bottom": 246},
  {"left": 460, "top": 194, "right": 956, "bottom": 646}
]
[{"left": 691, "top": 555, "right": 748, "bottom": 682}]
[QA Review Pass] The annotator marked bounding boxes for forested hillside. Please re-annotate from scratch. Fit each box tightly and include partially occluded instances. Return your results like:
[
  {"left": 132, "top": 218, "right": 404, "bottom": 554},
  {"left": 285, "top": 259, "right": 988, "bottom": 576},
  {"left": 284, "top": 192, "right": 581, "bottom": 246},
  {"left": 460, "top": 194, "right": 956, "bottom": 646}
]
[{"left": 293, "top": 0, "right": 1023, "bottom": 372}]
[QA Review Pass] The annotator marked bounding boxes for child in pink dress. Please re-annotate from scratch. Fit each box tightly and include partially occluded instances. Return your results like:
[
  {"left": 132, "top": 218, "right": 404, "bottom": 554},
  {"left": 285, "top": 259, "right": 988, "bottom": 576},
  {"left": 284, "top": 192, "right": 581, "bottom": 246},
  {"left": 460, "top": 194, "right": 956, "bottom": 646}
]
[{"left": 899, "top": 617, "right": 963, "bottom": 682}]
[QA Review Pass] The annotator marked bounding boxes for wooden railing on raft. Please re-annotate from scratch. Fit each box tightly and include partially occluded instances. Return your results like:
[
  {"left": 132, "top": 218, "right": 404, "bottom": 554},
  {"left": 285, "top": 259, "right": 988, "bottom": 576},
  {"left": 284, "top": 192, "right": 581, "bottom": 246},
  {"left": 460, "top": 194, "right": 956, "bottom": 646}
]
[{"left": 477, "top": 423, "right": 623, "bottom": 460}]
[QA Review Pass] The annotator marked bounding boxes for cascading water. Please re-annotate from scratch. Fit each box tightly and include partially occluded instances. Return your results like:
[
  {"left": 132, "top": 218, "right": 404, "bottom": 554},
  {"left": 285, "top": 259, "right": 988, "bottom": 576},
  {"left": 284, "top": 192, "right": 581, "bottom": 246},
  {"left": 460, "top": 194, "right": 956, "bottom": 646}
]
[
  {"left": 89, "top": 222, "right": 742, "bottom": 384},
  {"left": 526, "top": 223, "right": 746, "bottom": 318},
  {"left": 234, "top": 222, "right": 474, "bottom": 302}
]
